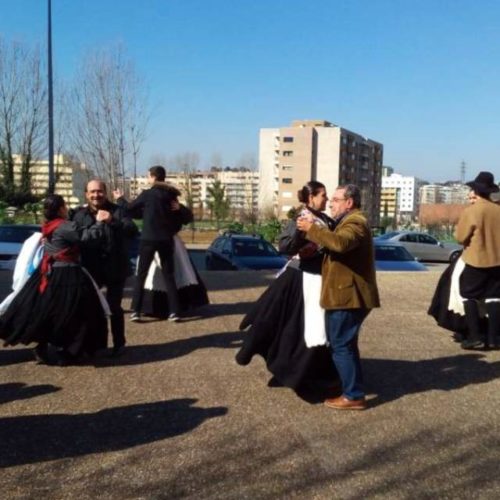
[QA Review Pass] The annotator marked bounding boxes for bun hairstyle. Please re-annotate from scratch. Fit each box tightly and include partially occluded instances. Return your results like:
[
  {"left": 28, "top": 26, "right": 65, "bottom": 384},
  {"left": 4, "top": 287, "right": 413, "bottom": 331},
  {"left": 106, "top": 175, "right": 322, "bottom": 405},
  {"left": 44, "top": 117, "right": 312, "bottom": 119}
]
[
  {"left": 43, "top": 194, "right": 66, "bottom": 220},
  {"left": 297, "top": 181, "right": 325, "bottom": 204}
]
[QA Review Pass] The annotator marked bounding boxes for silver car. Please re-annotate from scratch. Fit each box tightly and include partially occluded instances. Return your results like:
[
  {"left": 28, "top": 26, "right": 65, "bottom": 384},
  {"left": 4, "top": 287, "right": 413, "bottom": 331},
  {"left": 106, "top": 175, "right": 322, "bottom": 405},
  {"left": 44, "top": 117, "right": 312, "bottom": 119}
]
[{"left": 375, "top": 231, "right": 462, "bottom": 263}]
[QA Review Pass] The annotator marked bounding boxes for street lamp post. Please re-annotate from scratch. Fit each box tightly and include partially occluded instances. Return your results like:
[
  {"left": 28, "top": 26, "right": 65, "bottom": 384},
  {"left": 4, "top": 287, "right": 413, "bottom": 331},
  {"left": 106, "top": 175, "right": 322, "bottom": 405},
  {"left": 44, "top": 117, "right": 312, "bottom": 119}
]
[{"left": 47, "top": 0, "right": 55, "bottom": 194}]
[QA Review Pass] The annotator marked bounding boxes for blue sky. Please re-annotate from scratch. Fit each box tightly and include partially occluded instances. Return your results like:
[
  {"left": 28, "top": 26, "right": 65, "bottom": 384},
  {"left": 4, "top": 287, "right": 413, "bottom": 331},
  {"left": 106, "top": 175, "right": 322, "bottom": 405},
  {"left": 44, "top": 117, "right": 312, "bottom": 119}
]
[{"left": 2, "top": 0, "right": 500, "bottom": 182}]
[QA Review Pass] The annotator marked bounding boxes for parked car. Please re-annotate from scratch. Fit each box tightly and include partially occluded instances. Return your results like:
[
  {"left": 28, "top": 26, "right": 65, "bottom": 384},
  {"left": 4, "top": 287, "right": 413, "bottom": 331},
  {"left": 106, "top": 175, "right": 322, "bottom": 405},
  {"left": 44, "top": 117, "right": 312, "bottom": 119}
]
[
  {"left": 375, "top": 231, "right": 462, "bottom": 263},
  {"left": 0, "top": 224, "right": 41, "bottom": 271},
  {"left": 205, "top": 233, "right": 288, "bottom": 271},
  {"left": 374, "top": 240, "right": 427, "bottom": 271}
]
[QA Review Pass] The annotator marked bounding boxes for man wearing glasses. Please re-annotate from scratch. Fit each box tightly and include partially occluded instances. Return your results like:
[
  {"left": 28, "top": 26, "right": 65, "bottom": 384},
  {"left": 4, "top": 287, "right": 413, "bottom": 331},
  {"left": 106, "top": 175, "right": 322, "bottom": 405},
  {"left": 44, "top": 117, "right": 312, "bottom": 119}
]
[{"left": 297, "top": 184, "right": 380, "bottom": 410}]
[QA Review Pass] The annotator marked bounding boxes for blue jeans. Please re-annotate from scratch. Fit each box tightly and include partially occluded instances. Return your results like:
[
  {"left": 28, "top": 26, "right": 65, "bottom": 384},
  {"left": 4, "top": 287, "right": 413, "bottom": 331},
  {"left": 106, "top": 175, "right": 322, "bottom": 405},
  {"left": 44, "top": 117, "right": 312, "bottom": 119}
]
[{"left": 326, "top": 309, "right": 370, "bottom": 400}]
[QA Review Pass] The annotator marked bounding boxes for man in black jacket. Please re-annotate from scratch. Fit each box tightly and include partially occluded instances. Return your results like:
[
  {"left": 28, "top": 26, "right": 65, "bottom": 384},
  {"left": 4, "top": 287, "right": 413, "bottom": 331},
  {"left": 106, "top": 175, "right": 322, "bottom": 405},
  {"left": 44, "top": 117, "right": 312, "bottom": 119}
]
[
  {"left": 71, "top": 180, "right": 138, "bottom": 355},
  {"left": 114, "top": 165, "right": 184, "bottom": 322}
]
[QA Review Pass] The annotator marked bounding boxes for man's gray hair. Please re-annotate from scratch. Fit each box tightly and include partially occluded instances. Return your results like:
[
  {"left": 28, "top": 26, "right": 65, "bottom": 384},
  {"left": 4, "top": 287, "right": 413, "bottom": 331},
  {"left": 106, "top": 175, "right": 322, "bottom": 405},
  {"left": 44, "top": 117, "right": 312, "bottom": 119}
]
[{"left": 337, "top": 184, "right": 361, "bottom": 208}]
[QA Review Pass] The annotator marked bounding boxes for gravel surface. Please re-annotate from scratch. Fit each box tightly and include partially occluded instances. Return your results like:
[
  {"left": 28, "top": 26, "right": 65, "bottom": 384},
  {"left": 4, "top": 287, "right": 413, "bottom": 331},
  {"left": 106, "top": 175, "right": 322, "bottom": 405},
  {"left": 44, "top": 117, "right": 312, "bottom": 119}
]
[{"left": 1, "top": 269, "right": 499, "bottom": 499}]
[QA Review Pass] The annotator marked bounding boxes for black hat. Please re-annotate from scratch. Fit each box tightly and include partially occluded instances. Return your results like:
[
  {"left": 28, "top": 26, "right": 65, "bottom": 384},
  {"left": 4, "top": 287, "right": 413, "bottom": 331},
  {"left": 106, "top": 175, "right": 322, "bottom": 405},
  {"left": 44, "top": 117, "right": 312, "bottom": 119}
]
[{"left": 465, "top": 171, "right": 499, "bottom": 195}]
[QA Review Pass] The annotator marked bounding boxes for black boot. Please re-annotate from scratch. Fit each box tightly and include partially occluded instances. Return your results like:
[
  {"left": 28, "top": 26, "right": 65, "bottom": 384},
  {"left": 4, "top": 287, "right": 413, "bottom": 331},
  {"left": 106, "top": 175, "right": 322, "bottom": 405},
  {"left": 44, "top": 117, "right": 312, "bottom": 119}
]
[
  {"left": 462, "top": 300, "right": 485, "bottom": 349},
  {"left": 485, "top": 301, "right": 500, "bottom": 349}
]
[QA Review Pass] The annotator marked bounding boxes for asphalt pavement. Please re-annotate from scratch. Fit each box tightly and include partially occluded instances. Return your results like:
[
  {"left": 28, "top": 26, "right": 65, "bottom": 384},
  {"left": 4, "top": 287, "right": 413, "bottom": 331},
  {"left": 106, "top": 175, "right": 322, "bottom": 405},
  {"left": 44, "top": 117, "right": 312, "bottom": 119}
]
[{"left": 0, "top": 268, "right": 499, "bottom": 499}]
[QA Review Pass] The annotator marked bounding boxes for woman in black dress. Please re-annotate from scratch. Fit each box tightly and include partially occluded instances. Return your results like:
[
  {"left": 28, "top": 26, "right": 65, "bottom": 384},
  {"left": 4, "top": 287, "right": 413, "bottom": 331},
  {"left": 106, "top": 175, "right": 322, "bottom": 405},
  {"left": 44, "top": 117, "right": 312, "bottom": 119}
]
[
  {"left": 0, "top": 195, "right": 109, "bottom": 365},
  {"left": 236, "top": 181, "right": 338, "bottom": 391}
]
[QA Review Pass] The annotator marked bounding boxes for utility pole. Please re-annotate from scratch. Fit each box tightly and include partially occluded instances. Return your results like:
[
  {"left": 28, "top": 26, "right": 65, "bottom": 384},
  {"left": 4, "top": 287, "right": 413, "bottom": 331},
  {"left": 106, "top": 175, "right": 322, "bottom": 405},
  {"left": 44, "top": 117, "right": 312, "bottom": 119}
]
[
  {"left": 47, "top": 0, "right": 55, "bottom": 194},
  {"left": 460, "top": 160, "right": 466, "bottom": 184}
]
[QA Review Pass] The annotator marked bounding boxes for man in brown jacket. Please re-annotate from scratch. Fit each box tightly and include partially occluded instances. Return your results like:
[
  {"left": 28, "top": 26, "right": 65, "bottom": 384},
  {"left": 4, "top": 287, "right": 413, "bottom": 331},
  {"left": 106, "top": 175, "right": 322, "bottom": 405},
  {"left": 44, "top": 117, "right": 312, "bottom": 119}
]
[
  {"left": 297, "top": 184, "right": 380, "bottom": 410},
  {"left": 455, "top": 171, "right": 500, "bottom": 350}
]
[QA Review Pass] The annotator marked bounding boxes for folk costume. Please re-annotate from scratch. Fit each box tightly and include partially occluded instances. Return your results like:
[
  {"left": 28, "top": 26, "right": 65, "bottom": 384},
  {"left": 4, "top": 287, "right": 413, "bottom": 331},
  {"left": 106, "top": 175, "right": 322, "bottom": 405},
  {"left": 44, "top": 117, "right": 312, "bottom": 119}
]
[
  {"left": 236, "top": 207, "right": 339, "bottom": 391},
  {"left": 455, "top": 173, "right": 500, "bottom": 349},
  {"left": 133, "top": 235, "right": 209, "bottom": 318},
  {"left": 0, "top": 219, "right": 108, "bottom": 359}
]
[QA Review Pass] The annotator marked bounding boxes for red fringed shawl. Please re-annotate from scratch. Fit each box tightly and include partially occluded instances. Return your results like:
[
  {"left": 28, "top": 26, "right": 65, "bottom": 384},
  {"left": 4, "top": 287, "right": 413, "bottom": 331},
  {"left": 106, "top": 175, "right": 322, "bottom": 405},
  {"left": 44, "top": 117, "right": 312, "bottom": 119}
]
[{"left": 39, "top": 218, "right": 80, "bottom": 293}]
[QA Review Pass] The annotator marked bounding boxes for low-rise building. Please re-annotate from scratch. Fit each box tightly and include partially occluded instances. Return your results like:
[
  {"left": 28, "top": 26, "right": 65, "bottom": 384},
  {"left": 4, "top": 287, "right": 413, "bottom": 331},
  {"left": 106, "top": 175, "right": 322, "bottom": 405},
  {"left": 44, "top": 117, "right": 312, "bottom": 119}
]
[
  {"left": 129, "top": 168, "right": 259, "bottom": 220},
  {"left": 8, "top": 154, "right": 91, "bottom": 207}
]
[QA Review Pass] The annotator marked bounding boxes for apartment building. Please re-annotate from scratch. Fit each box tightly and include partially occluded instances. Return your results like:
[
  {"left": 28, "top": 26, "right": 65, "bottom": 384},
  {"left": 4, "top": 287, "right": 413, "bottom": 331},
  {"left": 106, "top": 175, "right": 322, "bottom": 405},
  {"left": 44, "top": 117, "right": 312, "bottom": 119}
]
[
  {"left": 379, "top": 187, "right": 399, "bottom": 220},
  {"left": 9, "top": 154, "right": 91, "bottom": 206},
  {"left": 419, "top": 183, "right": 470, "bottom": 205},
  {"left": 381, "top": 173, "right": 425, "bottom": 221},
  {"left": 258, "top": 120, "right": 383, "bottom": 225},
  {"left": 129, "top": 169, "right": 259, "bottom": 219}
]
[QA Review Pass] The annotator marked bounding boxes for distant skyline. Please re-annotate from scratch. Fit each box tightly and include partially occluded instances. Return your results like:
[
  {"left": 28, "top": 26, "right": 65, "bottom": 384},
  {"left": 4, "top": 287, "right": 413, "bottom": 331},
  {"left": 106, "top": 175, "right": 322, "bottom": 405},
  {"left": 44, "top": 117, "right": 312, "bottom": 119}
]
[{"left": 1, "top": 0, "right": 499, "bottom": 182}]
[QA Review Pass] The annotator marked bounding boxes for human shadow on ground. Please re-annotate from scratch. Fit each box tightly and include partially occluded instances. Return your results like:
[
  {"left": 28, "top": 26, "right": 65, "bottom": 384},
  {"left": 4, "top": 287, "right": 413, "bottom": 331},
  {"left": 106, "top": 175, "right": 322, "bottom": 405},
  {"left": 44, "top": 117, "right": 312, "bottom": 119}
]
[
  {"left": 95, "top": 331, "right": 244, "bottom": 368},
  {"left": 363, "top": 353, "right": 500, "bottom": 405},
  {"left": 0, "top": 398, "right": 227, "bottom": 468},
  {"left": 201, "top": 271, "right": 276, "bottom": 292},
  {"left": 0, "top": 348, "right": 34, "bottom": 367},
  {"left": 122, "top": 302, "right": 253, "bottom": 323},
  {"left": 193, "top": 302, "right": 252, "bottom": 318},
  {"left": 264, "top": 377, "right": 341, "bottom": 405},
  {"left": 0, "top": 382, "right": 61, "bottom": 405}
]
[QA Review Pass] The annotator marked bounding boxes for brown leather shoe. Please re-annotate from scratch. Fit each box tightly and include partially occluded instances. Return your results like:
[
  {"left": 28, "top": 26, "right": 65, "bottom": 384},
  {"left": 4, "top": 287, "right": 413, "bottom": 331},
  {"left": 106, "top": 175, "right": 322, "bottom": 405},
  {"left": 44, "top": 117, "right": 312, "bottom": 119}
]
[{"left": 324, "top": 395, "right": 367, "bottom": 411}]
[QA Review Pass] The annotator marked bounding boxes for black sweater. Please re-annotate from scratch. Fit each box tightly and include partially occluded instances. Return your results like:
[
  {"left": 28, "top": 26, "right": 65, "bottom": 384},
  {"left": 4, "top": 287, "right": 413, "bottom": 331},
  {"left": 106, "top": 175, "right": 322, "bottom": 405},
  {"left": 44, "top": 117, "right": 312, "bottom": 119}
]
[{"left": 117, "top": 183, "right": 181, "bottom": 241}]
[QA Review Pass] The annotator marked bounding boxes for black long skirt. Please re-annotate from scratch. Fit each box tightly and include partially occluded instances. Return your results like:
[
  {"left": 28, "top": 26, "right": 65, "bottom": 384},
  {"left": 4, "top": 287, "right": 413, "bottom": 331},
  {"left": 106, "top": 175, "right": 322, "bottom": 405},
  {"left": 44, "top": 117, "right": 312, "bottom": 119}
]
[
  {"left": 428, "top": 260, "right": 469, "bottom": 335},
  {"left": 0, "top": 267, "right": 107, "bottom": 356},
  {"left": 137, "top": 278, "right": 209, "bottom": 318},
  {"left": 236, "top": 267, "right": 338, "bottom": 390}
]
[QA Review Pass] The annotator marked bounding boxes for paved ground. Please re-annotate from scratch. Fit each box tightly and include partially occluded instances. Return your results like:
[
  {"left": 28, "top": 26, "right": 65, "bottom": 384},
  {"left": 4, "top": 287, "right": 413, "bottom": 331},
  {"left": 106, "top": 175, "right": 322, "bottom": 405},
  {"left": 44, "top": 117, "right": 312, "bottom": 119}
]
[{"left": 1, "top": 268, "right": 499, "bottom": 499}]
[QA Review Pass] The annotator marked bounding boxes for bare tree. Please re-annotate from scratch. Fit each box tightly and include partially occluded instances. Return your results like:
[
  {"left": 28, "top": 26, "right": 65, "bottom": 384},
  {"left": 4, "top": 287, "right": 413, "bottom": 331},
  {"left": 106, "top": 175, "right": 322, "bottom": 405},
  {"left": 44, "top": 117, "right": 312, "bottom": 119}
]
[
  {"left": 210, "top": 152, "right": 223, "bottom": 169},
  {"left": 237, "top": 152, "right": 257, "bottom": 170},
  {"left": 69, "top": 45, "right": 149, "bottom": 190},
  {"left": 0, "top": 38, "right": 47, "bottom": 204},
  {"left": 170, "top": 152, "right": 200, "bottom": 211}
]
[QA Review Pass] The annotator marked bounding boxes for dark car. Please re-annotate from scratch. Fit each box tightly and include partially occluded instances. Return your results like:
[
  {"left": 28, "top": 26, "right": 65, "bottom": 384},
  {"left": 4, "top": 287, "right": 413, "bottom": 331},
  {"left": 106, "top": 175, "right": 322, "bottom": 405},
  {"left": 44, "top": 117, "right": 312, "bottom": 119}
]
[
  {"left": 205, "top": 233, "right": 288, "bottom": 271},
  {"left": 374, "top": 240, "right": 427, "bottom": 271},
  {"left": 0, "top": 224, "right": 41, "bottom": 271}
]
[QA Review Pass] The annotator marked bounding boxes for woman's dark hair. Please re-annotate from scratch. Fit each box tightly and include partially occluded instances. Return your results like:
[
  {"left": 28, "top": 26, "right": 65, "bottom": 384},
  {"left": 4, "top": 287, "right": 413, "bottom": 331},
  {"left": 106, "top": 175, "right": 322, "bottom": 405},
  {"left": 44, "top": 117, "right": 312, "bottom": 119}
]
[
  {"left": 297, "top": 181, "right": 325, "bottom": 204},
  {"left": 43, "top": 194, "right": 65, "bottom": 220}
]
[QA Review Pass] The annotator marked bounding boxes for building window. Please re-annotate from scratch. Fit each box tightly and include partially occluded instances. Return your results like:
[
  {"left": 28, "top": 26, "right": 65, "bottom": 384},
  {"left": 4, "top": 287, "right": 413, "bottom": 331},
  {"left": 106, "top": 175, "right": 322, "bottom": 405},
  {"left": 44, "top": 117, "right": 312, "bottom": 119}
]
[
  {"left": 282, "top": 178, "right": 293, "bottom": 184},
  {"left": 283, "top": 137, "right": 294, "bottom": 143},
  {"left": 282, "top": 165, "right": 293, "bottom": 171},
  {"left": 283, "top": 151, "right": 293, "bottom": 157}
]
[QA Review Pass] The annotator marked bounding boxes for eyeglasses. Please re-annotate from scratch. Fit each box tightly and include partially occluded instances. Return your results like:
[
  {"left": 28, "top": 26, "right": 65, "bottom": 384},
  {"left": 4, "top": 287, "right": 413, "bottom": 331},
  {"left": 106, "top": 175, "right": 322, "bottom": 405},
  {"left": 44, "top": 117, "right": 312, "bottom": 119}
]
[{"left": 331, "top": 197, "right": 347, "bottom": 202}]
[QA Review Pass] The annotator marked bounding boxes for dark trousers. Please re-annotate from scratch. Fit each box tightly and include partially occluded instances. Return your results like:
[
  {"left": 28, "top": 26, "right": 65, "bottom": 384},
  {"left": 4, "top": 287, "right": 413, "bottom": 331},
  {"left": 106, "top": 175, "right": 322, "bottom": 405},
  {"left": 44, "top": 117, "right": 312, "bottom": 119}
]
[
  {"left": 132, "top": 240, "right": 180, "bottom": 315},
  {"left": 106, "top": 281, "right": 126, "bottom": 348}
]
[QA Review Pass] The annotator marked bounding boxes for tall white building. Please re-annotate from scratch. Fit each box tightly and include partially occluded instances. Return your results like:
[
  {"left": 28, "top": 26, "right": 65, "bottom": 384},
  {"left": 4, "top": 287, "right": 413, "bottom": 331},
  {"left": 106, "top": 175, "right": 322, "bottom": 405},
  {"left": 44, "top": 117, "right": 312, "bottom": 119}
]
[
  {"left": 258, "top": 120, "right": 383, "bottom": 225},
  {"left": 381, "top": 173, "right": 424, "bottom": 220}
]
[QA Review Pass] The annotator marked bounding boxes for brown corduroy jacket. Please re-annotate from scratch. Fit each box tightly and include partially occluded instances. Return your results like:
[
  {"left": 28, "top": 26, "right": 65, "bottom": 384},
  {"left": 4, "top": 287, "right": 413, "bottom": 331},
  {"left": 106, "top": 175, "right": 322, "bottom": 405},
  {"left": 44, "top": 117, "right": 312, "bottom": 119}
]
[
  {"left": 305, "top": 209, "right": 380, "bottom": 310},
  {"left": 455, "top": 197, "right": 500, "bottom": 268}
]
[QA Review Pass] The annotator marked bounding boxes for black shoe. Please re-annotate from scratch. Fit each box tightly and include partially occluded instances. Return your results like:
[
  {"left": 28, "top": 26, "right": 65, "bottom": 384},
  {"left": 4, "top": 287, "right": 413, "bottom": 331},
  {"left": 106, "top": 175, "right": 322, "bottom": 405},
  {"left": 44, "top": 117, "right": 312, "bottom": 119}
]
[
  {"left": 109, "top": 345, "right": 126, "bottom": 358},
  {"left": 33, "top": 343, "right": 50, "bottom": 364},
  {"left": 55, "top": 350, "right": 79, "bottom": 366},
  {"left": 461, "top": 339, "right": 485, "bottom": 350}
]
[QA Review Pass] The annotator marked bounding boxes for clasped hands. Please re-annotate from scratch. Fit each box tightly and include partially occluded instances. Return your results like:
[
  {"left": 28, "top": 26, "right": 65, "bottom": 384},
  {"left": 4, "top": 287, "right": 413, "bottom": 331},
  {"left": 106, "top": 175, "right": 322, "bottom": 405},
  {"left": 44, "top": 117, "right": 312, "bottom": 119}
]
[
  {"left": 296, "top": 211, "right": 314, "bottom": 232},
  {"left": 96, "top": 210, "right": 112, "bottom": 223}
]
